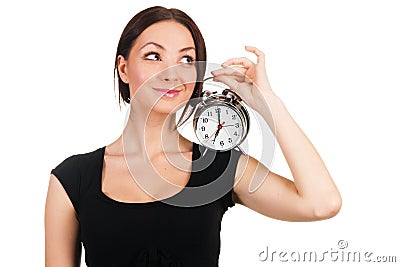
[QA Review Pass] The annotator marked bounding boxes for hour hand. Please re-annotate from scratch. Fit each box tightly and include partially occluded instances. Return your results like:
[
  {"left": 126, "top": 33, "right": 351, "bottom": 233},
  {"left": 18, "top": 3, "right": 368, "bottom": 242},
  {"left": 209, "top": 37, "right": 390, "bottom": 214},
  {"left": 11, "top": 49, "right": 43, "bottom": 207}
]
[{"left": 212, "top": 129, "right": 220, "bottom": 142}]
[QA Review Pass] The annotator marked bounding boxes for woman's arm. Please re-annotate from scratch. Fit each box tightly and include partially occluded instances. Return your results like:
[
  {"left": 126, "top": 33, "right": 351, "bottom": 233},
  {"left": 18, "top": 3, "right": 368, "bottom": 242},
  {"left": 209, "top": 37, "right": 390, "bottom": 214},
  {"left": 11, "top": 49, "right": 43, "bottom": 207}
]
[
  {"left": 45, "top": 175, "right": 81, "bottom": 266},
  {"left": 232, "top": 101, "right": 341, "bottom": 221},
  {"left": 213, "top": 46, "right": 341, "bottom": 221}
]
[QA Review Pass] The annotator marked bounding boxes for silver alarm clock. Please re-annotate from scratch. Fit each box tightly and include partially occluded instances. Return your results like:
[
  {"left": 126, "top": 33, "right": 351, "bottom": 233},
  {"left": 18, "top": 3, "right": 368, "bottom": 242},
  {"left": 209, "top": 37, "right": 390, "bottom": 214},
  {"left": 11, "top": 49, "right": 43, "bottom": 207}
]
[{"left": 193, "top": 78, "right": 250, "bottom": 152}]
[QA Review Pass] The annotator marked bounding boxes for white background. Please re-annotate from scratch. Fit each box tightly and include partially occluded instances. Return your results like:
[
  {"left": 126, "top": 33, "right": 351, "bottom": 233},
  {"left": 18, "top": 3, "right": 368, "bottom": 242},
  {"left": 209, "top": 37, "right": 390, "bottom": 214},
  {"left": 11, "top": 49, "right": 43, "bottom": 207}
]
[{"left": 1, "top": 0, "right": 399, "bottom": 266}]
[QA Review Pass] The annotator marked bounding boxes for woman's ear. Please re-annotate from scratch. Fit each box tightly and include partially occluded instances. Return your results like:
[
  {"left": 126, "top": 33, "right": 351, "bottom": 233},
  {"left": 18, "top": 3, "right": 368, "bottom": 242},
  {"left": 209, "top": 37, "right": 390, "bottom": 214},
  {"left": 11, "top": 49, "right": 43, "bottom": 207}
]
[{"left": 117, "top": 55, "right": 129, "bottom": 84}]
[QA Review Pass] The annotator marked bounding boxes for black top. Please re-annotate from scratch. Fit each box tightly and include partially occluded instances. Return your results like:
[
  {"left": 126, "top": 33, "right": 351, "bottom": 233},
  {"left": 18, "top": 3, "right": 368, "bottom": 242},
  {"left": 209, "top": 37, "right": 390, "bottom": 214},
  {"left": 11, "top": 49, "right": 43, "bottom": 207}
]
[{"left": 51, "top": 143, "right": 241, "bottom": 267}]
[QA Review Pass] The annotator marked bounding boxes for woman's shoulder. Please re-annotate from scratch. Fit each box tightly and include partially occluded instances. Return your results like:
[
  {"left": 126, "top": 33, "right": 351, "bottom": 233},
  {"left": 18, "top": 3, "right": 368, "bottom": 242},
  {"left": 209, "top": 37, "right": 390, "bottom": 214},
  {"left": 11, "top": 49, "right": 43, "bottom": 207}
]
[
  {"left": 51, "top": 146, "right": 105, "bottom": 178},
  {"left": 55, "top": 146, "right": 105, "bottom": 165},
  {"left": 78, "top": 146, "right": 106, "bottom": 166},
  {"left": 50, "top": 146, "right": 105, "bottom": 215}
]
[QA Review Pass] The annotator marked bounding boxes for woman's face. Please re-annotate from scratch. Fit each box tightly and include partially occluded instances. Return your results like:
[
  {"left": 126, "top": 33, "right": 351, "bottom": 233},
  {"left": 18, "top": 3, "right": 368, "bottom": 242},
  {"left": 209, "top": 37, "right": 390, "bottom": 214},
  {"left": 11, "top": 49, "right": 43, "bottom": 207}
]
[{"left": 118, "top": 20, "right": 197, "bottom": 115}]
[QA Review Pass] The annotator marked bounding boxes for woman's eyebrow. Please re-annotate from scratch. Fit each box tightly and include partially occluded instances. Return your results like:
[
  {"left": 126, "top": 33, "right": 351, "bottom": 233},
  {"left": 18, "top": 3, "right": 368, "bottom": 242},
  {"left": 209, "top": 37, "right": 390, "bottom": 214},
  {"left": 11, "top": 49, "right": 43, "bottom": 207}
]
[
  {"left": 140, "top": 42, "right": 165, "bottom": 50},
  {"left": 179, "top": 47, "right": 195, "bottom": 53},
  {"left": 140, "top": 42, "right": 195, "bottom": 53}
]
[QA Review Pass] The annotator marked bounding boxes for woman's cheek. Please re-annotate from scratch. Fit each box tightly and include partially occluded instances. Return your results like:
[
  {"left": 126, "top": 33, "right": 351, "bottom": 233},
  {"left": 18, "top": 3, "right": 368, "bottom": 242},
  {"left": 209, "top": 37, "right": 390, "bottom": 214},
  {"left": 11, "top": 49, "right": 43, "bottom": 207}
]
[
  {"left": 185, "top": 82, "right": 196, "bottom": 95},
  {"left": 129, "top": 68, "right": 156, "bottom": 95}
]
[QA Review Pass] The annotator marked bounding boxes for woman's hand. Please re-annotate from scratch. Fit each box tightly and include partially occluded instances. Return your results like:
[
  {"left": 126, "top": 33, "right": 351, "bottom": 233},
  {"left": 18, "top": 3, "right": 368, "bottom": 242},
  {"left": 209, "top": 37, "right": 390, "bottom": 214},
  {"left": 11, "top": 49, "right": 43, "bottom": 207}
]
[
  {"left": 215, "top": 48, "right": 341, "bottom": 222},
  {"left": 211, "top": 46, "right": 280, "bottom": 114}
]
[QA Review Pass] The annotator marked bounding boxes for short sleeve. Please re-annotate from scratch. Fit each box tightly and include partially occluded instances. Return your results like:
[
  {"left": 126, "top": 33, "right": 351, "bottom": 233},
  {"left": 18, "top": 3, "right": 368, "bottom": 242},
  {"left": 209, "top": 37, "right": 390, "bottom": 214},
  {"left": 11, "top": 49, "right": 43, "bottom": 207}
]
[{"left": 50, "top": 154, "right": 81, "bottom": 214}]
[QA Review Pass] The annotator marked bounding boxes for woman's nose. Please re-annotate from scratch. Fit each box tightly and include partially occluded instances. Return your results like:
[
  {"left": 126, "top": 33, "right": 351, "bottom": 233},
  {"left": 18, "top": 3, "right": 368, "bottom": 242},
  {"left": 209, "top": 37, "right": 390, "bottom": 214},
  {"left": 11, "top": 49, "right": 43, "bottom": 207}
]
[
  {"left": 160, "top": 64, "right": 180, "bottom": 82},
  {"left": 163, "top": 76, "right": 178, "bottom": 82}
]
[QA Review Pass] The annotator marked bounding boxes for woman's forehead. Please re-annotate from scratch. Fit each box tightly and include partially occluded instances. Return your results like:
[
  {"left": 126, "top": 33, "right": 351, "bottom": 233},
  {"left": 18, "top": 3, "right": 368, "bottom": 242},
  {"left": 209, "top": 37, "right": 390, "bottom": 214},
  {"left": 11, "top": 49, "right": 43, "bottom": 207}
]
[{"left": 133, "top": 21, "right": 195, "bottom": 51}]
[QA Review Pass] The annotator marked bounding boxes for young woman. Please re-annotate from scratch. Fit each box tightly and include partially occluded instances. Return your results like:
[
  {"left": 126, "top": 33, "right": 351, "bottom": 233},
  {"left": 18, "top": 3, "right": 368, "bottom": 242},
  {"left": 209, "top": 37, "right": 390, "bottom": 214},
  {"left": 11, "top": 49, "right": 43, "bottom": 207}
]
[{"left": 45, "top": 6, "right": 341, "bottom": 267}]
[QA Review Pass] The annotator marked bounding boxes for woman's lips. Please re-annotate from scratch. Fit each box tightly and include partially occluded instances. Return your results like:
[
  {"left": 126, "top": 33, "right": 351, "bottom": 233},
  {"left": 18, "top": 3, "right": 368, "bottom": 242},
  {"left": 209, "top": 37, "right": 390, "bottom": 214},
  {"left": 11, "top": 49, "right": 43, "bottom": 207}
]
[{"left": 153, "top": 88, "right": 181, "bottom": 98}]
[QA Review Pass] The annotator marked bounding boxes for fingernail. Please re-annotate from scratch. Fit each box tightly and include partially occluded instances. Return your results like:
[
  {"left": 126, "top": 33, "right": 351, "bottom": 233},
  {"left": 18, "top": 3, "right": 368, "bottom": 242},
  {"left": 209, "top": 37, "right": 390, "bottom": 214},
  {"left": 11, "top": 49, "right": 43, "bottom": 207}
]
[{"left": 211, "top": 70, "right": 219, "bottom": 76}]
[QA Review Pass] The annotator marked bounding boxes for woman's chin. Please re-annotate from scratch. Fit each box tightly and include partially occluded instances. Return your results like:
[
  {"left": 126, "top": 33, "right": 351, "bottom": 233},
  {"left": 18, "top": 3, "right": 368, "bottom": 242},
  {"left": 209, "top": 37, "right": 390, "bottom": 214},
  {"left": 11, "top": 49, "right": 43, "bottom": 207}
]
[
  {"left": 150, "top": 102, "right": 184, "bottom": 116},
  {"left": 153, "top": 95, "right": 191, "bottom": 114}
]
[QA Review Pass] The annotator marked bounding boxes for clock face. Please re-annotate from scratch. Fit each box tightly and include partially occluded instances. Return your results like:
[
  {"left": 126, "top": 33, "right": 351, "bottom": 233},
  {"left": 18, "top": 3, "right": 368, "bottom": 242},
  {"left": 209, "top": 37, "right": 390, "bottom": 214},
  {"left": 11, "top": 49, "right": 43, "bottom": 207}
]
[{"left": 194, "top": 103, "right": 244, "bottom": 151}]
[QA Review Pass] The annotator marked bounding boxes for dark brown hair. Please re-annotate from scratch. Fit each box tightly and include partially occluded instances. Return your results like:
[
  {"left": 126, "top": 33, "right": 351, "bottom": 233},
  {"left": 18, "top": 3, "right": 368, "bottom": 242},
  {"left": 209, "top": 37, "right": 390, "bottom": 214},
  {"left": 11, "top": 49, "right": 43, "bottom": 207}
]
[{"left": 114, "top": 6, "right": 207, "bottom": 106}]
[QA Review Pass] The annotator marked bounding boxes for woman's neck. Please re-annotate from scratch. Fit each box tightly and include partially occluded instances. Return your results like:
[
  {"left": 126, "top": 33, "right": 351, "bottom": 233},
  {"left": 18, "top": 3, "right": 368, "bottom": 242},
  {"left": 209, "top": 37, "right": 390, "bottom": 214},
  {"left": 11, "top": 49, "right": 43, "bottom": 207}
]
[{"left": 121, "top": 104, "right": 186, "bottom": 158}]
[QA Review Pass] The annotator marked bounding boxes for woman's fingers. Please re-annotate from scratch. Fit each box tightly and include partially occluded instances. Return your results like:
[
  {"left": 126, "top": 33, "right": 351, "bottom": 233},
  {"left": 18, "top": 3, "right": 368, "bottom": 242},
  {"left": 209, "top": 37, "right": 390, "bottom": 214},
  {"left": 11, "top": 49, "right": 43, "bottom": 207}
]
[
  {"left": 213, "top": 75, "right": 240, "bottom": 91},
  {"left": 245, "top": 46, "right": 271, "bottom": 90},
  {"left": 213, "top": 46, "right": 272, "bottom": 99},
  {"left": 211, "top": 66, "right": 246, "bottom": 82},
  {"left": 222, "top": 57, "right": 254, "bottom": 69},
  {"left": 211, "top": 66, "right": 243, "bottom": 76},
  {"left": 245, "top": 46, "right": 265, "bottom": 66},
  {"left": 222, "top": 46, "right": 265, "bottom": 68},
  {"left": 212, "top": 74, "right": 251, "bottom": 93}
]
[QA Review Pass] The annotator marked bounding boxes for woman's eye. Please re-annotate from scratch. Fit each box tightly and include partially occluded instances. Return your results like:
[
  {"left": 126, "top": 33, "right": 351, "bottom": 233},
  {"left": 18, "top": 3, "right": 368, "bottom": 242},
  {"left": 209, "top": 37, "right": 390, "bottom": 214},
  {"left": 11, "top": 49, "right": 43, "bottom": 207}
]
[
  {"left": 180, "top": 56, "right": 194, "bottom": 64},
  {"left": 144, "top": 52, "right": 161, "bottom": 61}
]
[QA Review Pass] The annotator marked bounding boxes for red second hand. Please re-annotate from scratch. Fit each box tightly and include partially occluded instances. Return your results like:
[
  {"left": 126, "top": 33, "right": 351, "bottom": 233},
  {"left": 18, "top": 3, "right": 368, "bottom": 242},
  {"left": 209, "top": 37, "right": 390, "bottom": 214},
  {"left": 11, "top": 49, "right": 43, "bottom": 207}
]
[{"left": 205, "top": 121, "right": 225, "bottom": 143}]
